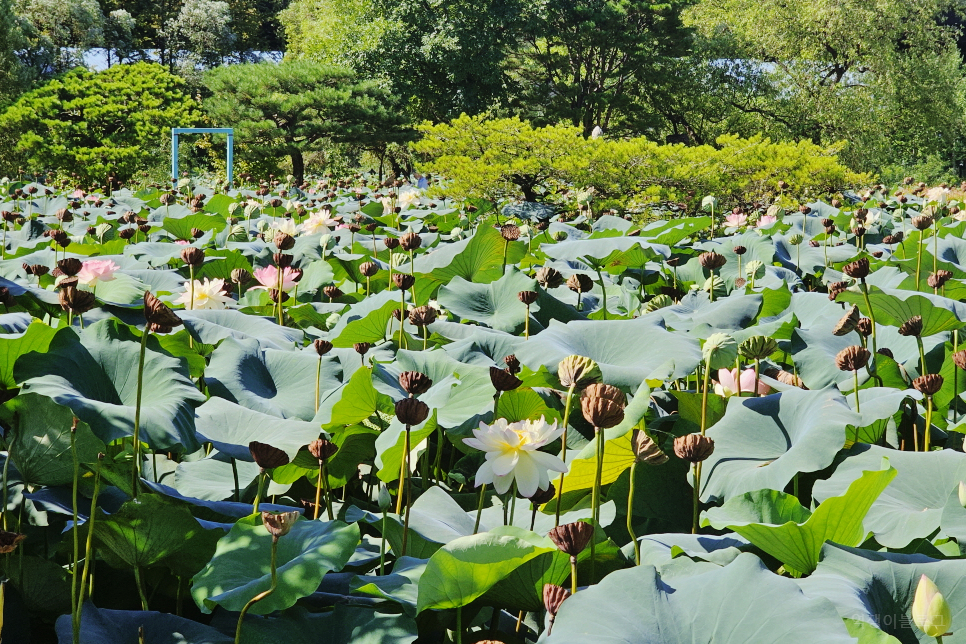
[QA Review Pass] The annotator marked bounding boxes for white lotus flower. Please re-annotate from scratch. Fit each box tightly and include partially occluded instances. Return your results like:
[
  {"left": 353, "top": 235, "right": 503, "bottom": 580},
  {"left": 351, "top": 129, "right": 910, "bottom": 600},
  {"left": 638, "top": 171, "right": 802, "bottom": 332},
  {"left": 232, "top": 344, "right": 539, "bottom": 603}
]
[
  {"left": 174, "top": 278, "right": 233, "bottom": 310},
  {"left": 270, "top": 218, "right": 298, "bottom": 236},
  {"left": 463, "top": 416, "right": 567, "bottom": 497},
  {"left": 398, "top": 188, "right": 420, "bottom": 208},
  {"left": 300, "top": 212, "right": 335, "bottom": 236}
]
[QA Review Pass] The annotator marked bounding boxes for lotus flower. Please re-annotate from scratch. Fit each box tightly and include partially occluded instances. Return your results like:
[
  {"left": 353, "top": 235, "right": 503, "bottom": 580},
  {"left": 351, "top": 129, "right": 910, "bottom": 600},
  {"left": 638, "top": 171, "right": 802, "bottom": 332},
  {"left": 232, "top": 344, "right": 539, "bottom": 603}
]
[
  {"left": 300, "top": 212, "right": 336, "bottom": 235},
  {"left": 714, "top": 368, "right": 769, "bottom": 397},
  {"left": 463, "top": 416, "right": 568, "bottom": 497},
  {"left": 757, "top": 214, "right": 778, "bottom": 228},
  {"left": 77, "top": 259, "right": 119, "bottom": 287},
  {"left": 381, "top": 196, "right": 394, "bottom": 215},
  {"left": 270, "top": 218, "right": 298, "bottom": 236},
  {"left": 173, "top": 278, "right": 233, "bottom": 310},
  {"left": 251, "top": 265, "right": 298, "bottom": 292},
  {"left": 724, "top": 213, "right": 748, "bottom": 228},
  {"left": 398, "top": 188, "right": 420, "bottom": 208},
  {"left": 912, "top": 574, "right": 952, "bottom": 638}
]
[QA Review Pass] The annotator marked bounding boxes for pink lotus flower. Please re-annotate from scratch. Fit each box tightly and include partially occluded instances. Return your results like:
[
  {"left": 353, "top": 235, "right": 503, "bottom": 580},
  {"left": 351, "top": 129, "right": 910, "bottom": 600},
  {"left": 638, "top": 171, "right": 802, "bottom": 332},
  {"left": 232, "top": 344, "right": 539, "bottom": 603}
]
[
  {"left": 251, "top": 265, "right": 298, "bottom": 292},
  {"left": 757, "top": 215, "right": 778, "bottom": 228},
  {"left": 70, "top": 189, "right": 85, "bottom": 199},
  {"left": 175, "top": 239, "right": 190, "bottom": 245},
  {"left": 77, "top": 259, "right": 119, "bottom": 286},
  {"left": 724, "top": 213, "right": 747, "bottom": 228},
  {"left": 714, "top": 368, "right": 770, "bottom": 397}
]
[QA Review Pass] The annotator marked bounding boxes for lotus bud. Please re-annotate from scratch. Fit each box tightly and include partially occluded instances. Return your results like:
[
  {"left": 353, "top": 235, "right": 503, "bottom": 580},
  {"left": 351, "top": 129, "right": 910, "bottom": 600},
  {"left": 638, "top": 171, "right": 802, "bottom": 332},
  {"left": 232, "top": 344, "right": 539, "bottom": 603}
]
[
  {"left": 490, "top": 366, "right": 523, "bottom": 392},
  {"left": 536, "top": 267, "right": 564, "bottom": 289},
  {"left": 843, "top": 258, "right": 870, "bottom": 279},
  {"left": 552, "top": 231, "right": 568, "bottom": 241},
  {"left": 959, "top": 481, "right": 966, "bottom": 509},
  {"left": 738, "top": 336, "right": 778, "bottom": 361},
  {"left": 249, "top": 441, "right": 289, "bottom": 471},
  {"left": 504, "top": 355, "right": 521, "bottom": 374},
  {"left": 913, "top": 374, "right": 943, "bottom": 396},
  {"left": 262, "top": 511, "right": 299, "bottom": 541},
  {"left": 745, "top": 260, "right": 765, "bottom": 280},
  {"left": 0, "top": 531, "right": 26, "bottom": 554},
  {"left": 143, "top": 291, "right": 183, "bottom": 328},
  {"left": 702, "top": 333, "right": 738, "bottom": 370},
  {"left": 898, "top": 315, "right": 923, "bottom": 337},
  {"left": 319, "top": 234, "right": 335, "bottom": 251},
  {"left": 835, "top": 346, "right": 871, "bottom": 372},
  {"left": 673, "top": 433, "right": 715, "bottom": 463},
  {"left": 698, "top": 251, "right": 727, "bottom": 270},
  {"left": 855, "top": 317, "right": 872, "bottom": 337},
  {"left": 392, "top": 273, "right": 415, "bottom": 291},
  {"left": 832, "top": 306, "right": 861, "bottom": 336},
  {"left": 308, "top": 438, "right": 338, "bottom": 463},
  {"left": 518, "top": 290, "right": 538, "bottom": 305},
  {"left": 644, "top": 294, "right": 673, "bottom": 313},
  {"left": 399, "top": 232, "right": 422, "bottom": 251},
  {"left": 326, "top": 312, "right": 341, "bottom": 328},
  {"left": 581, "top": 383, "right": 626, "bottom": 428},
  {"left": 500, "top": 224, "right": 521, "bottom": 241},
  {"left": 701, "top": 195, "right": 718, "bottom": 211},
  {"left": 408, "top": 305, "right": 437, "bottom": 327},
  {"left": 633, "top": 429, "right": 668, "bottom": 465},
  {"left": 399, "top": 371, "right": 433, "bottom": 396},
  {"left": 911, "top": 574, "right": 952, "bottom": 638},
  {"left": 394, "top": 397, "right": 429, "bottom": 426},
  {"left": 377, "top": 483, "right": 392, "bottom": 512},
  {"left": 558, "top": 355, "right": 601, "bottom": 389},
  {"left": 180, "top": 247, "right": 204, "bottom": 267},
  {"left": 548, "top": 521, "right": 594, "bottom": 557}
]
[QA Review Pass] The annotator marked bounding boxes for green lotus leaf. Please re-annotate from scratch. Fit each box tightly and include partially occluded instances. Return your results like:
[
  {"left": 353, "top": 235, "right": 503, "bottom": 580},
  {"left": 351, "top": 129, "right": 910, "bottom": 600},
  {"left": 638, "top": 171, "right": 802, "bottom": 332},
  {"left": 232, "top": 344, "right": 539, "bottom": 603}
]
[
  {"left": 179, "top": 308, "right": 304, "bottom": 350},
  {"left": 0, "top": 320, "right": 59, "bottom": 389},
  {"left": 55, "top": 603, "right": 233, "bottom": 644},
  {"left": 437, "top": 268, "right": 535, "bottom": 333},
  {"left": 195, "top": 396, "right": 323, "bottom": 462}
]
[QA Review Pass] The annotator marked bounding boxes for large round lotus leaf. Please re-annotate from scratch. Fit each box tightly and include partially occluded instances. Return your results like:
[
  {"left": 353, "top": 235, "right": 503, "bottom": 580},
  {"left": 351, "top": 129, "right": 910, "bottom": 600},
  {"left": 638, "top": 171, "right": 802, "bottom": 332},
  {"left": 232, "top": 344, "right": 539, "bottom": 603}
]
[
  {"left": 813, "top": 444, "right": 966, "bottom": 548},
  {"left": 701, "top": 388, "right": 861, "bottom": 503},
  {"left": 206, "top": 336, "right": 336, "bottom": 420},
  {"left": 514, "top": 318, "right": 701, "bottom": 388},
  {"left": 54, "top": 603, "right": 233, "bottom": 644},
  {"left": 543, "top": 553, "right": 853, "bottom": 644},
  {"left": 15, "top": 319, "right": 206, "bottom": 452},
  {"left": 192, "top": 515, "right": 360, "bottom": 615},
  {"left": 0, "top": 320, "right": 60, "bottom": 388},
  {"left": 437, "top": 268, "right": 535, "bottom": 333},
  {"left": 634, "top": 533, "right": 749, "bottom": 572},
  {"left": 844, "top": 387, "right": 922, "bottom": 445},
  {"left": 195, "top": 396, "right": 322, "bottom": 461},
  {"left": 647, "top": 290, "right": 764, "bottom": 334},
  {"left": 215, "top": 605, "right": 417, "bottom": 644},
  {"left": 798, "top": 543, "right": 966, "bottom": 644},
  {"left": 179, "top": 308, "right": 304, "bottom": 350}
]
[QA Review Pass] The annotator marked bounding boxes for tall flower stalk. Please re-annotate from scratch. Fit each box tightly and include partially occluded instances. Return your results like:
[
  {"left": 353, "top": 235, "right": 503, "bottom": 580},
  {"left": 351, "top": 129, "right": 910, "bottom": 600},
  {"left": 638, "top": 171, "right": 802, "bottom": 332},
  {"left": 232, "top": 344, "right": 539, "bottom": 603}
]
[
  {"left": 309, "top": 439, "right": 338, "bottom": 520},
  {"left": 554, "top": 356, "right": 601, "bottom": 527},
  {"left": 394, "top": 372, "right": 431, "bottom": 555}
]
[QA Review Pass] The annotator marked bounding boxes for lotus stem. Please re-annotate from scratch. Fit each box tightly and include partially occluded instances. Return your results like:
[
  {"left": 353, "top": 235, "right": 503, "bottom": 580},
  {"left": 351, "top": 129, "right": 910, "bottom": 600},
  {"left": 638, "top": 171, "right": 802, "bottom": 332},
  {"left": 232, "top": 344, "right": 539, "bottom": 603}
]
[
  {"left": 379, "top": 511, "right": 387, "bottom": 575},
  {"left": 916, "top": 232, "right": 924, "bottom": 291},
  {"left": 132, "top": 327, "right": 149, "bottom": 499},
  {"left": 955, "top": 330, "right": 960, "bottom": 423},
  {"left": 524, "top": 304, "right": 530, "bottom": 339},
  {"left": 853, "top": 370, "right": 861, "bottom": 413},
  {"left": 691, "top": 462, "right": 701, "bottom": 535},
  {"left": 313, "top": 465, "right": 323, "bottom": 520},
  {"left": 399, "top": 290, "right": 407, "bottom": 349},
  {"left": 859, "top": 279, "right": 878, "bottom": 356},
  {"left": 231, "top": 457, "right": 240, "bottom": 502},
  {"left": 1, "top": 445, "right": 9, "bottom": 530},
  {"left": 710, "top": 269, "right": 717, "bottom": 303},
  {"left": 234, "top": 537, "right": 278, "bottom": 644},
  {"left": 595, "top": 268, "right": 608, "bottom": 319},
  {"left": 754, "top": 359, "right": 761, "bottom": 396},
  {"left": 70, "top": 420, "right": 80, "bottom": 644},
  {"left": 455, "top": 605, "right": 463, "bottom": 644},
  {"left": 399, "top": 424, "right": 412, "bottom": 555},
  {"left": 570, "top": 555, "right": 578, "bottom": 595},
  {"left": 76, "top": 455, "right": 103, "bottom": 623},
  {"left": 276, "top": 264, "right": 284, "bottom": 326},
  {"left": 555, "top": 384, "right": 577, "bottom": 526},
  {"left": 252, "top": 471, "right": 266, "bottom": 514},
  {"left": 422, "top": 325, "right": 429, "bottom": 351},
  {"left": 590, "top": 425, "right": 604, "bottom": 582},
  {"left": 700, "top": 358, "right": 712, "bottom": 436},
  {"left": 473, "top": 483, "right": 487, "bottom": 534},
  {"left": 924, "top": 395, "right": 934, "bottom": 452},
  {"left": 315, "top": 357, "right": 322, "bottom": 413},
  {"left": 502, "top": 240, "right": 509, "bottom": 274},
  {"left": 134, "top": 564, "right": 149, "bottom": 610},
  {"left": 628, "top": 461, "right": 639, "bottom": 565}
]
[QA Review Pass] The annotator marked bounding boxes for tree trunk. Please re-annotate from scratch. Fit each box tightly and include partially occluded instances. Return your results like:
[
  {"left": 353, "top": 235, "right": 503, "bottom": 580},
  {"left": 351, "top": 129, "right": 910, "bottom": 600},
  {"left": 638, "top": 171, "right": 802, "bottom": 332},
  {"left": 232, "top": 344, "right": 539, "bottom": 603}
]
[{"left": 291, "top": 150, "right": 305, "bottom": 185}]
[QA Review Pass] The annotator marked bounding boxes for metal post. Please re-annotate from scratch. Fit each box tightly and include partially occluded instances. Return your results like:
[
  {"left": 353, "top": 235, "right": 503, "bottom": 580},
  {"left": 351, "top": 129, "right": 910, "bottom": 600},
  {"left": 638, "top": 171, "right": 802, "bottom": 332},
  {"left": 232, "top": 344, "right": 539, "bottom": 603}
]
[
  {"left": 171, "top": 131, "right": 179, "bottom": 182},
  {"left": 226, "top": 134, "right": 234, "bottom": 187}
]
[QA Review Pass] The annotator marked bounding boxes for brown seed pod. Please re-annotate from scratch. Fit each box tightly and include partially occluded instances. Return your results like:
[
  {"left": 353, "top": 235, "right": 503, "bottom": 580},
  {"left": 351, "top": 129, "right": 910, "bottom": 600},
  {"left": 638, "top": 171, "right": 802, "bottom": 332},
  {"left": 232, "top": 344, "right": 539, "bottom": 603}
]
[
  {"left": 835, "top": 345, "right": 871, "bottom": 372},
  {"left": 274, "top": 253, "right": 293, "bottom": 268},
  {"left": 535, "top": 267, "right": 564, "bottom": 289},
  {"left": 698, "top": 251, "right": 727, "bottom": 270},
  {"left": 354, "top": 342, "right": 370, "bottom": 355},
  {"left": 842, "top": 258, "right": 870, "bottom": 279},
  {"left": 383, "top": 237, "right": 400, "bottom": 250},
  {"left": 57, "top": 257, "right": 83, "bottom": 277},
  {"left": 732, "top": 245, "right": 747, "bottom": 256},
  {"left": 399, "top": 371, "right": 433, "bottom": 396},
  {"left": 143, "top": 291, "right": 183, "bottom": 328},
  {"left": 313, "top": 339, "right": 333, "bottom": 356},
  {"left": 0, "top": 530, "right": 26, "bottom": 554},
  {"left": 632, "top": 429, "right": 668, "bottom": 465},
  {"left": 490, "top": 366, "right": 523, "bottom": 392},
  {"left": 912, "top": 215, "right": 933, "bottom": 231},
  {"left": 855, "top": 318, "right": 873, "bottom": 337},
  {"left": 897, "top": 315, "right": 923, "bottom": 337},
  {"left": 877, "top": 347, "right": 894, "bottom": 360},
  {"left": 518, "top": 290, "right": 538, "bottom": 305},
  {"left": 268, "top": 289, "right": 289, "bottom": 304},
  {"left": 543, "top": 583, "right": 571, "bottom": 632},
  {"left": 59, "top": 286, "right": 96, "bottom": 314},
  {"left": 249, "top": 441, "right": 290, "bottom": 470},
  {"left": 913, "top": 373, "right": 944, "bottom": 396},
  {"left": 360, "top": 261, "right": 378, "bottom": 277},
  {"left": 262, "top": 510, "right": 299, "bottom": 540},
  {"left": 673, "top": 433, "right": 715, "bottom": 463},
  {"left": 765, "top": 368, "right": 807, "bottom": 389},
  {"left": 399, "top": 232, "right": 422, "bottom": 251},
  {"left": 323, "top": 285, "right": 344, "bottom": 300},
  {"left": 395, "top": 397, "right": 430, "bottom": 425},
  {"left": 566, "top": 273, "right": 594, "bottom": 293},
  {"left": 504, "top": 354, "right": 521, "bottom": 374},
  {"left": 500, "top": 224, "right": 521, "bottom": 241},
  {"left": 392, "top": 273, "right": 415, "bottom": 291},
  {"left": 230, "top": 268, "right": 252, "bottom": 285},
  {"left": 548, "top": 521, "right": 594, "bottom": 557},
  {"left": 828, "top": 281, "right": 849, "bottom": 301},
  {"left": 180, "top": 247, "right": 204, "bottom": 267},
  {"left": 580, "top": 384, "right": 626, "bottom": 429},
  {"left": 832, "top": 305, "right": 860, "bottom": 336},
  {"left": 928, "top": 270, "right": 953, "bottom": 289},
  {"left": 528, "top": 482, "right": 556, "bottom": 505},
  {"left": 308, "top": 438, "right": 338, "bottom": 463},
  {"left": 954, "top": 349, "right": 966, "bottom": 370},
  {"left": 408, "top": 305, "right": 437, "bottom": 327},
  {"left": 274, "top": 232, "right": 295, "bottom": 250}
]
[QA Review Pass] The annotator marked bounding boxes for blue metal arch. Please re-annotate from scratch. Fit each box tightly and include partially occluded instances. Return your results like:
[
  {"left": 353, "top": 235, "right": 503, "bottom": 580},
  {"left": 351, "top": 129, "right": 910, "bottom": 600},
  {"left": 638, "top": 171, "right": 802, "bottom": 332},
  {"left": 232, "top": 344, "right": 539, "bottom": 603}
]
[{"left": 171, "top": 128, "right": 234, "bottom": 186}]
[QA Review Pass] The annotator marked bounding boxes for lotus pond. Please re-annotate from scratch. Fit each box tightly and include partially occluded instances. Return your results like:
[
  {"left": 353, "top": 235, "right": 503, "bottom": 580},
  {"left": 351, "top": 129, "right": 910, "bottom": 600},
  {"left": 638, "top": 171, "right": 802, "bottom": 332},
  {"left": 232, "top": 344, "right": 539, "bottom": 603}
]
[{"left": 1, "top": 180, "right": 966, "bottom": 643}]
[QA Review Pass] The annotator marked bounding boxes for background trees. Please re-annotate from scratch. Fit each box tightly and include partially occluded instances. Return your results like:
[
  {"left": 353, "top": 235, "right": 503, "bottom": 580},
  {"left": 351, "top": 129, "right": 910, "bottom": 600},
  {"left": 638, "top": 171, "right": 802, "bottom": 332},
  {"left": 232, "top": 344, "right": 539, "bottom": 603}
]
[{"left": 204, "top": 60, "right": 413, "bottom": 183}]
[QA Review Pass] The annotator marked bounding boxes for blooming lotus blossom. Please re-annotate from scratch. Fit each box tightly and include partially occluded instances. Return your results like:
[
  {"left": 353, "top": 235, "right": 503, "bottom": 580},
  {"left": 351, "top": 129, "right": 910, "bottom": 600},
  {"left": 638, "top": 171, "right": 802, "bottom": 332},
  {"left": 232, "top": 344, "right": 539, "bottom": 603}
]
[
  {"left": 175, "top": 239, "right": 190, "bottom": 245},
  {"left": 398, "top": 188, "right": 420, "bottom": 208},
  {"left": 251, "top": 265, "right": 298, "bottom": 292},
  {"left": 463, "top": 416, "right": 567, "bottom": 497},
  {"left": 381, "top": 196, "right": 394, "bottom": 215},
  {"left": 270, "top": 218, "right": 298, "bottom": 236},
  {"left": 724, "top": 213, "right": 747, "bottom": 228},
  {"left": 77, "top": 259, "right": 119, "bottom": 287},
  {"left": 714, "top": 368, "right": 770, "bottom": 397},
  {"left": 174, "top": 278, "right": 233, "bottom": 310},
  {"left": 757, "top": 215, "right": 778, "bottom": 228}
]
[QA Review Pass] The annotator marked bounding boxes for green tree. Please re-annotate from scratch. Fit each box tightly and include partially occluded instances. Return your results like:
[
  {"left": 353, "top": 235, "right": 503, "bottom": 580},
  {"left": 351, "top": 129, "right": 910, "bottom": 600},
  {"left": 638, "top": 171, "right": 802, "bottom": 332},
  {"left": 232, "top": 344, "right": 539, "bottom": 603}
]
[
  {"left": 0, "top": 62, "right": 200, "bottom": 181},
  {"left": 203, "top": 60, "right": 413, "bottom": 183}
]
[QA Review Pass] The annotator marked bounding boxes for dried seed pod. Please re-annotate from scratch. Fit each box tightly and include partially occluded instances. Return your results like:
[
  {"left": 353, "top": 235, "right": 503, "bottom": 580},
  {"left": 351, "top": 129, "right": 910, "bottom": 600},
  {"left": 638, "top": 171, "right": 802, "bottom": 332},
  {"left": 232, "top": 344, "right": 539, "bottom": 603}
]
[
  {"left": 500, "top": 224, "right": 521, "bottom": 241},
  {"left": 360, "top": 261, "right": 378, "bottom": 277},
  {"left": 543, "top": 583, "right": 571, "bottom": 633},
  {"left": 180, "top": 247, "right": 204, "bottom": 267},
  {"left": 842, "top": 258, "right": 870, "bottom": 279},
  {"left": 536, "top": 267, "right": 564, "bottom": 289},
  {"left": 490, "top": 366, "right": 523, "bottom": 392},
  {"left": 313, "top": 339, "right": 333, "bottom": 356},
  {"left": 323, "top": 285, "right": 344, "bottom": 300},
  {"left": 399, "top": 232, "right": 422, "bottom": 251},
  {"left": 581, "top": 383, "right": 626, "bottom": 428},
  {"left": 912, "top": 215, "right": 933, "bottom": 231},
  {"left": 835, "top": 346, "right": 871, "bottom": 372},
  {"left": 673, "top": 434, "right": 715, "bottom": 463},
  {"left": 732, "top": 245, "right": 747, "bottom": 255},
  {"left": 832, "top": 305, "right": 861, "bottom": 336},
  {"left": 268, "top": 289, "right": 289, "bottom": 304},
  {"left": 383, "top": 237, "right": 400, "bottom": 250},
  {"left": 504, "top": 354, "right": 520, "bottom": 374},
  {"left": 59, "top": 286, "right": 95, "bottom": 314},
  {"left": 143, "top": 291, "right": 183, "bottom": 328},
  {"left": 632, "top": 429, "right": 668, "bottom": 465},
  {"left": 928, "top": 270, "right": 953, "bottom": 289},
  {"left": 566, "top": 273, "right": 593, "bottom": 293},
  {"left": 877, "top": 348, "right": 895, "bottom": 360},
  {"left": 262, "top": 511, "right": 299, "bottom": 540},
  {"left": 394, "top": 397, "right": 430, "bottom": 425},
  {"left": 518, "top": 290, "right": 538, "bottom": 305},
  {"left": 954, "top": 349, "right": 966, "bottom": 371},
  {"left": 57, "top": 258, "right": 83, "bottom": 276},
  {"left": 354, "top": 342, "right": 370, "bottom": 356},
  {"left": 249, "top": 441, "right": 289, "bottom": 470},
  {"left": 0, "top": 530, "right": 26, "bottom": 554},
  {"left": 898, "top": 315, "right": 923, "bottom": 337},
  {"left": 23, "top": 263, "right": 49, "bottom": 276},
  {"left": 273, "top": 253, "right": 293, "bottom": 268},
  {"left": 765, "top": 368, "right": 807, "bottom": 389},
  {"left": 408, "top": 305, "right": 437, "bottom": 327},
  {"left": 828, "top": 281, "right": 849, "bottom": 301},
  {"left": 392, "top": 273, "right": 415, "bottom": 291},
  {"left": 399, "top": 371, "right": 433, "bottom": 396},
  {"left": 855, "top": 317, "right": 873, "bottom": 337},
  {"left": 548, "top": 521, "right": 594, "bottom": 557},
  {"left": 274, "top": 232, "right": 295, "bottom": 250},
  {"left": 308, "top": 438, "right": 338, "bottom": 463},
  {"left": 913, "top": 374, "right": 944, "bottom": 396},
  {"left": 231, "top": 268, "right": 252, "bottom": 284},
  {"left": 698, "top": 251, "right": 727, "bottom": 270},
  {"left": 528, "top": 483, "right": 557, "bottom": 505}
]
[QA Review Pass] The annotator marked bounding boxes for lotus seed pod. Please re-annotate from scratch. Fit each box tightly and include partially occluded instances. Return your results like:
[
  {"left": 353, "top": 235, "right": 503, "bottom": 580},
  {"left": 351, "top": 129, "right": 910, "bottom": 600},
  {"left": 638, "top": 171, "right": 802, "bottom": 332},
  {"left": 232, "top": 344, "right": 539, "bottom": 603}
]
[
  {"left": 59, "top": 286, "right": 95, "bottom": 314},
  {"left": 698, "top": 251, "right": 727, "bottom": 270},
  {"left": 732, "top": 245, "right": 747, "bottom": 255},
  {"left": 528, "top": 482, "right": 556, "bottom": 504},
  {"left": 249, "top": 441, "right": 289, "bottom": 471},
  {"left": 765, "top": 368, "right": 807, "bottom": 389},
  {"left": 548, "top": 521, "right": 594, "bottom": 557},
  {"left": 954, "top": 349, "right": 966, "bottom": 370},
  {"left": 854, "top": 318, "right": 872, "bottom": 337},
  {"left": 262, "top": 511, "right": 299, "bottom": 541},
  {"left": 180, "top": 247, "right": 204, "bottom": 267},
  {"left": 392, "top": 273, "right": 415, "bottom": 291},
  {"left": 230, "top": 268, "right": 252, "bottom": 285},
  {"left": 702, "top": 333, "right": 738, "bottom": 370},
  {"left": 702, "top": 274, "right": 724, "bottom": 294},
  {"left": 490, "top": 366, "right": 523, "bottom": 392},
  {"left": 913, "top": 373, "right": 943, "bottom": 396},
  {"left": 518, "top": 290, "right": 538, "bottom": 305},
  {"left": 673, "top": 434, "right": 715, "bottom": 463},
  {"left": 57, "top": 257, "right": 83, "bottom": 276},
  {"left": 500, "top": 224, "right": 521, "bottom": 241},
  {"left": 745, "top": 260, "right": 765, "bottom": 280},
  {"left": 558, "top": 355, "right": 602, "bottom": 389},
  {"left": 580, "top": 383, "right": 626, "bottom": 428},
  {"left": 504, "top": 355, "right": 521, "bottom": 374},
  {"left": 912, "top": 215, "right": 933, "bottom": 231},
  {"left": 399, "top": 371, "right": 433, "bottom": 396},
  {"left": 408, "top": 305, "right": 437, "bottom": 327},
  {"left": 143, "top": 291, "right": 183, "bottom": 328},
  {"left": 842, "top": 258, "right": 870, "bottom": 279},
  {"left": 835, "top": 346, "right": 871, "bottom": 372},
  {"left": 354, "top": 342, "right": 370, "bottom": 356},
  {"left": 0, "top": 531, "right": 26, "bottom": 554},
  {"left": 898, "top": 315, "right": 923, "bottom": 337},
  {"left": 313, "top": 339, "right": 333, "bottom": 356},
  {"left": 632, "top": 429, "right": 668, "bottom": 465},
  {"left": 928, "top": 270, "right": 953, "bottom": 289},
  {"left": 788, "top": 233, "right": 804, "bottom": 245},
  {"left": 832, "top": 305, "right": 861, "bottom": 336},
  {"left": 360, "top": 261, "right": 378, "bottom": 277},
  {"left": 399, "top": 232, "right": 422, "bottom": 251},
  {"left": 308, "top": 438, "right": 338, "bottom": 463},
  {"left": 766, "top": 204, "right": 784, "bottom": 219},
  {"left": 738, "top": 335, "right": 778, "bottom": 360},
  {"left": 911, "top": 574, "right": 952, "bottom": 638},
  {"left": 535, "top": 267, "right": 564, "bottom": 289},
  {"left": 828, "top": 281, "right": 849, "bottom": 301},
  {"left": 566, "top": 273, "right": 594, "bottom": 293},
  {"left": 644, "top": 294, "right": 673, "bottom": 313},
  {"left": 394, "top": 397, "right": 429, "bottom": 426}
]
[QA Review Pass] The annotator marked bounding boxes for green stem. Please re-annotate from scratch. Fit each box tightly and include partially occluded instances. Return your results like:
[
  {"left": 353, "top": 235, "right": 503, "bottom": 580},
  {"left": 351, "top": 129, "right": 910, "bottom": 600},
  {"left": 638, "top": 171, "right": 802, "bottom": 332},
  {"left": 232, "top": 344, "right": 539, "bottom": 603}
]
[
  {"left": 231, "top": 457, "right": 240, "bottom": 503},
  {"left": 473, "top": 483, "right": 487, "bottom": 534},
  {"left": 916, "top": 234, "right": 924, "bottom": 292},
  {"left": 234, "top": 538, "right": 278, "bottom": 644},
  {"left": 691, "top": 463, "right": 701, "bottom": 534},
  {"left": 955, "top": 330, "right": 960, "bottom": 423},
  {"left": 77, "top": 457, "right": 102, "bottom": 613},
  {"left": 501, "top": 240, "right": 509, "bottom": 274},
  {"left": 252, "top": 471, "right": 266, "bottom": 514},
  {"left": 590, "top": 425, "right": 604, "bottom": 582},
  {"left": 628, "top": 461, "right": 639, "bottom": 565},
  {"left": 322, "top": 461, "right": 334, "bottom": 521},
  {"left": 853, "top": 370, "right": 861, "bottom": 413},
  {"left": 595, "top": 268, "right": 608, "bottom": 319},
  {"left": 132, "top": 327, "right": 149, "bottom": 499},
  {"left": 456, "top": 605, "right": 463, "bottom": 644},
  {"left": 2, "top": 447, "right": 9, "bottom": 531},
  {"left": 570, "top": 555, "right": 578, "bottom": 595},
  {"left": 71, "top": 423, "right": 80, "bottom": 644},
  {"left": 924, "top": 395, "right": 934, "bottom": 452},
  {"left": 315, "top": 357, "right": 322, "bottom": 413},
  {"left": 917, "top": 336, "right": 927, "bottom": 376},
  {"left": 313, "top": 465, "right": 323, "bottom": 520},
  {"left": 134, "top": 564, "right": 148, "bottom": 611},
  {"left": 860, "top": 280, "right": 878, "bottom": 356},
  {"left": 379, "top": 511, "right": 387, "bottom": 575},
  {"left": 555, "top": 384, "right": 577, "bottom": 526},
  {"left": 700, "top": 359, "right": 712, "bottom": 435},
  {"left": 400, "top": 425, "right": 412, "bottom": 555}
]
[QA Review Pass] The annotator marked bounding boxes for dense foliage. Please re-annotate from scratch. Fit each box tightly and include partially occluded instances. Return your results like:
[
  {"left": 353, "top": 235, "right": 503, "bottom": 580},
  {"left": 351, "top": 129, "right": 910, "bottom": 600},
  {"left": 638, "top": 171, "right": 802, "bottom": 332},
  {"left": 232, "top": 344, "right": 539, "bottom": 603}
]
[{"left": 2, "top": 174, "right": 966, "bottom": 643}]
